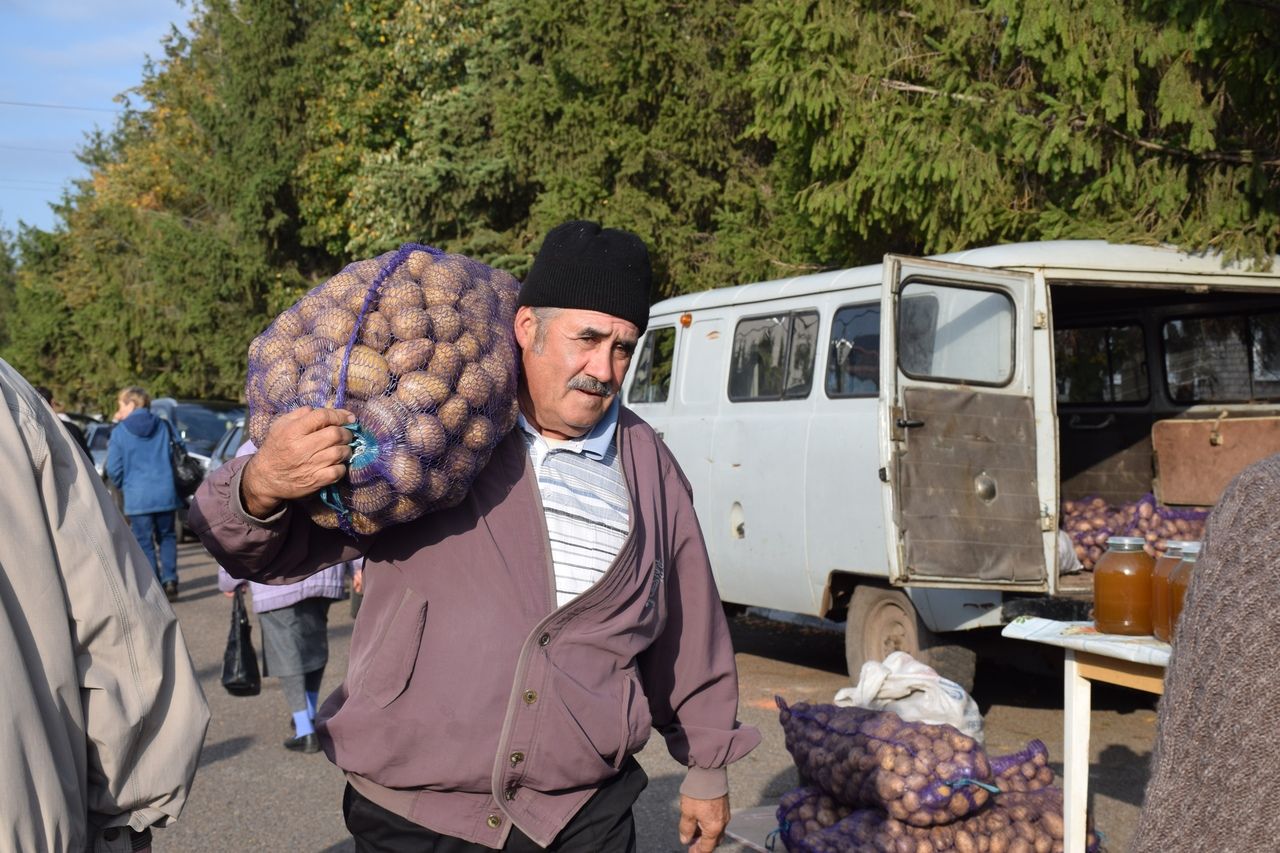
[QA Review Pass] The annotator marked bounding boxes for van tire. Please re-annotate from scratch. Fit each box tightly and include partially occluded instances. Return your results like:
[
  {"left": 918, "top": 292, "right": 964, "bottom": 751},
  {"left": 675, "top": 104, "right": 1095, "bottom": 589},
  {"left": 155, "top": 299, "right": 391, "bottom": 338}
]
[{"left": 844, "top": 585, "right": 976, "bottom": 692}]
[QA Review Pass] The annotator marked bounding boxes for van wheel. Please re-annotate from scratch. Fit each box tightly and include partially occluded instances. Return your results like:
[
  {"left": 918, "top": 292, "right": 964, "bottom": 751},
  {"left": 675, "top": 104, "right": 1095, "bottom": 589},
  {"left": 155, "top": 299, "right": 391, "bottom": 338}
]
[{"left": 844, "top": 586, "right": 976, "bottom": 692}]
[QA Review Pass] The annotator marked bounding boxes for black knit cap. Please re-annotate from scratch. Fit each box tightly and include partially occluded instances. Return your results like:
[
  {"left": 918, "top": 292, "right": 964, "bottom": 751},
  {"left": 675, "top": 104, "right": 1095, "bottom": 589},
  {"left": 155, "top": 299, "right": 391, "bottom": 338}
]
[{"left": 518, "top": 220, "right": 651, "bottom": 334}]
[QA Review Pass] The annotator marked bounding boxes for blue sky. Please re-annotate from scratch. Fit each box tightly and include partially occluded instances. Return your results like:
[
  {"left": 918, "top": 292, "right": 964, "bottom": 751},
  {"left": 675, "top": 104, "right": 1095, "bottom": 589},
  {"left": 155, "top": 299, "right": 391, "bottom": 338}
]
[{"left": 0, "top": 0, "right": 187, "bottom": 236}]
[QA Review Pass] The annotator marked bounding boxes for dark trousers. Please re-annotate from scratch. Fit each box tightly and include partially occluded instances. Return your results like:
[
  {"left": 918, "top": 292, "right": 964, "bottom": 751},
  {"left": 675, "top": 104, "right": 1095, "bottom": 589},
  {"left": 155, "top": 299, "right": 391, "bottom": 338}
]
[{"left": 343, "top": 758, "right": 648, "bottom": 853}]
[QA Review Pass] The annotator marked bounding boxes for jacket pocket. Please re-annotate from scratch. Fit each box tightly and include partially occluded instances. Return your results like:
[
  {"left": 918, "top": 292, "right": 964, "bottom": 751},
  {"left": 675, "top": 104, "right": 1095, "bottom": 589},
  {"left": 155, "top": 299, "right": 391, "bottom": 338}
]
[
  {"left": 615, "top": 670, "right": 653, "bottom": 768},
  {"left": 359, "top": 588, "right": 428, "bottom": 708}
]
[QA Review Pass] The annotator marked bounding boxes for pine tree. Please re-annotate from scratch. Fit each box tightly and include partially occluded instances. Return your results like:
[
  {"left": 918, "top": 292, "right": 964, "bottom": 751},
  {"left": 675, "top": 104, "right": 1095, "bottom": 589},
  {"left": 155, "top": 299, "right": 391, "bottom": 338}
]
[{"left": 742, "top": 0, "right": 1280, "bottom": 265}]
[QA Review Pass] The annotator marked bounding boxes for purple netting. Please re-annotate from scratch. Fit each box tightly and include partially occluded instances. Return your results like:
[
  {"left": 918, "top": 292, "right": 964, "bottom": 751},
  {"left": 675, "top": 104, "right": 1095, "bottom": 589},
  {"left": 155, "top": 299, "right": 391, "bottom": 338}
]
[
  {"left": 792, "top": 790, "right": 1104, "bottom": 853},
  {"left": 244, "top": 244, "right": 520, "bottom": 536},
  {"left": 989, "top": 739, "right": 1055, "bottom": 793},
  {"left": 1060, "top": 493, "right": 1208, "bottom": 570},
  {"left": 777, "top": 698, "right": 994, "bottom": 827},
  {"left": 775, "top": 786, "right": 855, "bottom": 852}
]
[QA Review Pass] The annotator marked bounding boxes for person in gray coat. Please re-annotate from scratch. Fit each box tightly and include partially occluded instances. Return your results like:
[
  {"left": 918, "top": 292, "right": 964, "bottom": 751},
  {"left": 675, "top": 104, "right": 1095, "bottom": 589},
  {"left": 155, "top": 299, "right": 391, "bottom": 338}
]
[{"left": 0, "top": 358, "right": 209, "bottom": 852}]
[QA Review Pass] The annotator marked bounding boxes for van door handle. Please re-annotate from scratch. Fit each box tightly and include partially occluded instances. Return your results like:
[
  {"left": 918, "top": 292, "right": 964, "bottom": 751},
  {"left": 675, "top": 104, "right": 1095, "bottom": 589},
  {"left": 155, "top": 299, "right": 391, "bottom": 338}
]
[
  {"left": 1067, "top": 414, "right": 1115, "bottom": 431},
  {"left": 895, "top": 418, "right": 925, "bottom": 429}
]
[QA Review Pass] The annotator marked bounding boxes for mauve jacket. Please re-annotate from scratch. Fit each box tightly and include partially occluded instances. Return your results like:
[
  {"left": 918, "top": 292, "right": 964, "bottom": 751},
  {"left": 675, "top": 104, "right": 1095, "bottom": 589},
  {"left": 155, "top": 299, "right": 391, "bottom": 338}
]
[{"left": 189, "top": 407, "right": 760, "bottom": 848}]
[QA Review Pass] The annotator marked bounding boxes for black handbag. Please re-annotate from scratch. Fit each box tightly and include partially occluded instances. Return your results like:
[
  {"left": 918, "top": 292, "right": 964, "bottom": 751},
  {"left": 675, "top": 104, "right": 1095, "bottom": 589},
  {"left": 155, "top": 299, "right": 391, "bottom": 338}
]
[
  {"left": 221, "top": 587, "right": 261, "bottom": 696},
  {"left": 163, "top": 419, "right": 204, "bottom": 498}
]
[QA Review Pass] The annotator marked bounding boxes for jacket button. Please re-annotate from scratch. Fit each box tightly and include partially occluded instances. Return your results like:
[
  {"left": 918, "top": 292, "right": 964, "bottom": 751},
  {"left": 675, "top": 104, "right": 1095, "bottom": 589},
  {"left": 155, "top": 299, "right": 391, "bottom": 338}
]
[
  {"left": 538, "top": 632, "right": 550, "bottom": 646},
  {"left": 523, "top": 690, "right": 537, "bottom": 704},
  {"left": 486, "top": 814, "right": 501, "bottom": 829},
  {"left": 509, "top": 751, "right": 525, "bottom": 765}
]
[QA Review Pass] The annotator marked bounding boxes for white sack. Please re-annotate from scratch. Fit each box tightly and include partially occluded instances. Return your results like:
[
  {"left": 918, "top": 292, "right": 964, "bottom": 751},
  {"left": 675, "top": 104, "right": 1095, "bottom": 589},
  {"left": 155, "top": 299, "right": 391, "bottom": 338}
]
[{"left": 833, "top": 650, "right": 984, "bottom": 742}]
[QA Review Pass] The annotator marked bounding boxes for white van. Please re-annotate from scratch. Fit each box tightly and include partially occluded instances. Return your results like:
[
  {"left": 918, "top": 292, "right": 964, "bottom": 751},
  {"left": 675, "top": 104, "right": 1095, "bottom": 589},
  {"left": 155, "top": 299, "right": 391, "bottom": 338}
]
[{"left": 623, "top": 241, "right": 1280, "bottom": 685}]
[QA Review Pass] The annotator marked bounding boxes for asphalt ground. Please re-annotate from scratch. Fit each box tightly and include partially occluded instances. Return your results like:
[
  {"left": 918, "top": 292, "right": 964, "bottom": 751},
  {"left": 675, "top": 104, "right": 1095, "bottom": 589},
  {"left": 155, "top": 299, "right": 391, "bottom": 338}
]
[{"left": 155, "top": 541, "right": 1153, "bottom": 852}]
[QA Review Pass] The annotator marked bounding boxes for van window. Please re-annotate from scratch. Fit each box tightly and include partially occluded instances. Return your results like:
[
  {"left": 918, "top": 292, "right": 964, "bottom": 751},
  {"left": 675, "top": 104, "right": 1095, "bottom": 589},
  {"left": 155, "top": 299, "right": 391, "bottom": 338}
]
[
  {"left": 681, "top": 320, "right": 722, "bottom": 404},
  {"left": 728, "top": 310, "right": 819, "bottom": 401},
  {"left": 627, "top": 327, "right": 676, "bottom": 404},
  {"left": 784, "top": 311, "right": 820, "bottom": 397},
  {"left": 826, "top": 303, "right": 880, "bottom": 397},
  {"left": 1054, "top": 324, "right": 1148, "bottom": 403},
  {"left": 898, "top": 281, "right": 1013, "bottom": 385},
  {"left": 1164, "top": 312, "right": 1280, "bottom": 402}
]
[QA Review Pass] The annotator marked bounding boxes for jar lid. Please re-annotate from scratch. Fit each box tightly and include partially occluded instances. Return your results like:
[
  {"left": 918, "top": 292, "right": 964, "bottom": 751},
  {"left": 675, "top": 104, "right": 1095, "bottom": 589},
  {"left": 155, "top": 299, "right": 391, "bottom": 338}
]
[
  {"left": 1161, "top": 540, "right": 1191, "bottom": 552},
  {"left": 1106, "top": 536, "right": 1146, "bottom": 548},
  {"left": 1181, "top": 541, "right": 1202, "bottom": 554}
]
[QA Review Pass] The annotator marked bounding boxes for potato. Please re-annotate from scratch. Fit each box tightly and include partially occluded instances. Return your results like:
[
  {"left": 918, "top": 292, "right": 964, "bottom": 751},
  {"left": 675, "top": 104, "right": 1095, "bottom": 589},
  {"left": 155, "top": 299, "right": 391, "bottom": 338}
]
[
  {"left": 395, "top": 371, "right": 452, "bottom": 410},
  {"left": 386, "top": 338, "right": 434, "bottom": 375},
  {"left": 293, "top": 334, "right": 334, "bottom": 367},
  {"left": 329, "top": 344, "right": 391, "bottom": 400},
  {"left": 376, "top": 280, "right": 422, "bottom": 314},
  {"left": 427, "top": 341, "right": 464, "bottom": 386},
  {"left": 359, "top": 309, "right": 393, "bottom": 351},
  {"left": 437, "top": 395, "right": 472, "bottom": 435},
  {"left": 272, "top": 308, "right": 305, "bottom": 339},
  {"left": 389, "top": 306, "right": 432, "bottom": 341},
  {"left": 296, "top": 292, "right": 332, "bottom": 325},
  {"left": 425, "top": 304, "right": 463, "bottom": 343}
]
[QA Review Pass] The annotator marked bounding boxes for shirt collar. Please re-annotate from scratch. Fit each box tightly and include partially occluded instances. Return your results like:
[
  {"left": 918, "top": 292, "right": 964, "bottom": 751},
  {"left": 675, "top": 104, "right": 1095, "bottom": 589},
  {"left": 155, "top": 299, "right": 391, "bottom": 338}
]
[{"left": 516, "top": 396, "right": 620, "bottom": 460}]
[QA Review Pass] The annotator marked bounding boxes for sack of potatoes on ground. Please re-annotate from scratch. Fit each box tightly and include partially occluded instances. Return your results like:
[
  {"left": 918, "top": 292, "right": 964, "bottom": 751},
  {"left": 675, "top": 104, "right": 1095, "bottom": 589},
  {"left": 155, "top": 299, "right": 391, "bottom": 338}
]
[
  {"left": 245, "top": 243, "right": 520, "bottom": 536},
  {"left": 777, "top": 698, "right": 994, "bottom": 828},
  {"left": 793, "top": 788, "right": 1105, "bottom": 853}
]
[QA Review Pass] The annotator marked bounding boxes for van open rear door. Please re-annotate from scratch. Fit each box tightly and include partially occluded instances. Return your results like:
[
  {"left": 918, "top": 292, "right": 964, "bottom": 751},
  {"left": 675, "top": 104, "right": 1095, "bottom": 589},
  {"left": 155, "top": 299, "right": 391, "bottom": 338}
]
[{"left": 880, "top": 255, "right": 1051, "bottom": 590}]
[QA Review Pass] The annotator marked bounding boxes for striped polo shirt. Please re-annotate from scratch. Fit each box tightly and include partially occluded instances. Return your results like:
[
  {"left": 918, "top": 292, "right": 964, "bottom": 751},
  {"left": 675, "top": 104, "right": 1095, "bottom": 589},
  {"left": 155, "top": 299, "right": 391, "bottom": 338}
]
[{"left": 517, "top": 398, "right": 631, "bottom": 608}]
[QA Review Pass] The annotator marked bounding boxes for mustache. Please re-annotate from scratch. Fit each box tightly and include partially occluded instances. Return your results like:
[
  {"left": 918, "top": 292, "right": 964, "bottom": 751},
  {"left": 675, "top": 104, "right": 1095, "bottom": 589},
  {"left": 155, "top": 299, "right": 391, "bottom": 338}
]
[{"left": 567, "top": 375, "right": 614, "bottom": 396}]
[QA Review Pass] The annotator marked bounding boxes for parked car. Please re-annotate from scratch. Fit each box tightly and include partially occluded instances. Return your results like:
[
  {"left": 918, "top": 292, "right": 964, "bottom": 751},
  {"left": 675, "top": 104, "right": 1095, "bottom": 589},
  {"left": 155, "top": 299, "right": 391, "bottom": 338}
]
[
  {"left": 84, "top": 421, "right": 115, "bottom": 479},
  {"left": 151, "top": 398, "right": 246, "bottom": 540},
  {"left": 151, "top": 398, "right": 246, "bottom": 467},
  {"left": 61, "top": 411, "right": 103, "bottom": 433},
  {"left": 208, "top": 417, "right": 247, "bottom": 472}
]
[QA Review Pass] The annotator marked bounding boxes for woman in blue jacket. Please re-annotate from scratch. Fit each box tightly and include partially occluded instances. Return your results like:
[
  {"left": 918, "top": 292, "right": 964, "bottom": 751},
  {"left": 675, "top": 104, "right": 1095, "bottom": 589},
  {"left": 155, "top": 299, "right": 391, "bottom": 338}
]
[{"left": 107, "top": 386, "right": 183, "bottom": 600}]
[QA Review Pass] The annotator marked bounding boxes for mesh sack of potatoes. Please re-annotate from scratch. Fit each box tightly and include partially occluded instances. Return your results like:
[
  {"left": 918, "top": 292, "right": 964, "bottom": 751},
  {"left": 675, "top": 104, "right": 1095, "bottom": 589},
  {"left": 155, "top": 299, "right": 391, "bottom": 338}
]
[
  {"left": 1061, "top": 493, "right": 1207, "bottom": 569},
  {"left": 793, "top": 789, "right": 1104, "bottom": 853},
  {"left": 245, "top": 243, "right": 520, "bottom": 536},
  {"left": 775, "top": 786, "right": 856, "bottom": 851},
  {"left": 778, "top": 698, "right": 994, "bottom": 827},
  {"left": 989, "top": 740, "right": 1055, "bottom": 794}
]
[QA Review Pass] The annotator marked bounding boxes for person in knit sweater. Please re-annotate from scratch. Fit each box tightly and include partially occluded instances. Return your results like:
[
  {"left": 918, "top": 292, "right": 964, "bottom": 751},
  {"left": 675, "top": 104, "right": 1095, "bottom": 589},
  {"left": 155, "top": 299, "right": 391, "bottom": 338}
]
[
  {"left": 217, "top": 440, "right": 352, "bottom": 753},
  {"left": 1132, "top": 453, "right": 1280, "bottom": 852}
]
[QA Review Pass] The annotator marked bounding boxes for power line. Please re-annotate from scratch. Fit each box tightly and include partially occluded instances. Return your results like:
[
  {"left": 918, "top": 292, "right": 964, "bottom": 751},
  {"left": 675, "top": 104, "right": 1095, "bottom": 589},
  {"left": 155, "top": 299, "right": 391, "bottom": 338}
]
[
  {"left": 0, "top": 178, "right": 68, "bottom": 187},
  {"left": 0, "top": 144, "right": 78, "bottom": 155},
  {"left": 0, "top": 99, "right": 120, "bottom": 114}
]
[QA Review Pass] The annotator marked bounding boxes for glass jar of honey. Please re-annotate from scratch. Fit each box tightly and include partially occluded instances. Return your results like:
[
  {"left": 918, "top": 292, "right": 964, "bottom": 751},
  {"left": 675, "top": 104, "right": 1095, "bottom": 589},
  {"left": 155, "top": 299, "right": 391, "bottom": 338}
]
[
  {"left": 1093, "top": 535, "right": 1154, "bottom": 635},
  {"left": 1168, "top": 541, "right": 1202, "bottom": 642},
  {"left": 1151, "top": 540, "right": 1188, "bottom": 643}
]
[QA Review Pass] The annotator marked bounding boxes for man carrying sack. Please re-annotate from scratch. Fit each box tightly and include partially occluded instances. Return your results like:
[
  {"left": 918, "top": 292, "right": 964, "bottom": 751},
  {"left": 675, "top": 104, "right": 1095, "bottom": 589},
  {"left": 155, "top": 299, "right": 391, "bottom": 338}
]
[{"left": 191, "top": 221, "right": 759, "bottom": 852}]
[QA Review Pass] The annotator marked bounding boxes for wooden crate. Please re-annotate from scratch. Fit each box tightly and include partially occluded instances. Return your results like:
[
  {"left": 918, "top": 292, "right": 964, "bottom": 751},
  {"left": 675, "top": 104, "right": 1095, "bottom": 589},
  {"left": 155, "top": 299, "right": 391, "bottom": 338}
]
[{"left": 1152, "top": 415, "right": 1280, "bottom": 506}]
